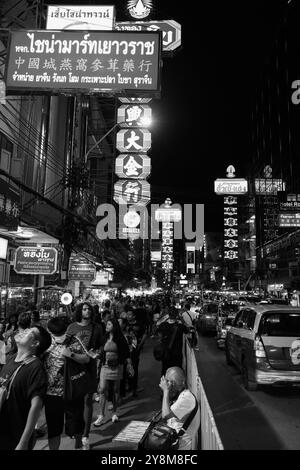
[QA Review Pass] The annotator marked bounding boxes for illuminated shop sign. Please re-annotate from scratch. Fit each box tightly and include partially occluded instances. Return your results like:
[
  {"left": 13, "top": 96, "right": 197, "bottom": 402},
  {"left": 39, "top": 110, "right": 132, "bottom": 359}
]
[
  {"left": 46, "top": 5, "right": 115, "bottom": 30},
  {"left": 223, "top": 196, "right": 238, "bottom": 260},
  {"left": 255, "top": 179, "right": 286, "bottom": 195},
  {"left": 186, "top": 244, "right": 195, "bottom": 274},
  {"left": 6, "top": 30, "right": 161, "bottom": 93},
  {"left": 116, "top": 128, "right": 151, "bottom": 153},
  {"left": 117, "top": 104, "right": 152, "bottom": 127},
  {"left": 115, "top": 154, "right": 151, "bottom": 179},
  {"left": 162, "top": 221, "right": 173, "bottom": 274},
  {"left": 279, "top": 213, "right": 300, "bottom": 227},
  {"left": 214, "top": 179, "right": 248, "bottom": 195},
  {"left": 116, "top": 19, "right": 181, "bottom": 53},
  {"left": 114, "top": 179, "right": 150, "bottom": 205}
]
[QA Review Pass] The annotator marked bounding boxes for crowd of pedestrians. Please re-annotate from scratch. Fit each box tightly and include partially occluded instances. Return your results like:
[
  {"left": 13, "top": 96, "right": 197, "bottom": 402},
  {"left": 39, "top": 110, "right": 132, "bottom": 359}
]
[{"left": 0, "top": 292, "right": 199, "bottom": 450}]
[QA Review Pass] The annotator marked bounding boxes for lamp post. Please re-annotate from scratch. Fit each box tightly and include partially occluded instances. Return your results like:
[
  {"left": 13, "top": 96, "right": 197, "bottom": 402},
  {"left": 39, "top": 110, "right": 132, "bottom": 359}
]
[{"left": 84, "top": 122, "right": 120, "bottom": 163}]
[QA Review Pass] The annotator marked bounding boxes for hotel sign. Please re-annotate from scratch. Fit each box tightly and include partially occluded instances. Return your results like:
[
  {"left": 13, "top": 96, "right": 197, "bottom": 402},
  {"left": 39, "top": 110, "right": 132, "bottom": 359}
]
[
  {"left": 6, "top": 30, "right": 161, "bottom": 94},
  {"left": 214, "top": 179, "right": 248, "bottom": 195},
  {"left": 46, "top": 5, "right": 115, "bottom": 30}
]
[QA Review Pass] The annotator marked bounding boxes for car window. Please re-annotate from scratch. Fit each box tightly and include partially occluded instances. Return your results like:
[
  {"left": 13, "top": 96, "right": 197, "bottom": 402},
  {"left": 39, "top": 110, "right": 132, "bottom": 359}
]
[
  {"left": 244, "top": 310, "right": 256, "bottom": 330},
  {"left": 233, "top": 310, "right": 244, "bottom": 327},
  {"left": 259, "top": 312, "right": 300, "bottom": 336}
]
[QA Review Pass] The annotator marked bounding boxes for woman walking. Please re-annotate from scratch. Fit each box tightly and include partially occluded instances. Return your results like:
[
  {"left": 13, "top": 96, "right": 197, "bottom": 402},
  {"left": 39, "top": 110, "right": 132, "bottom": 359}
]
[{"left": 93, "top": 318, "right": 133, "bottom": 426}]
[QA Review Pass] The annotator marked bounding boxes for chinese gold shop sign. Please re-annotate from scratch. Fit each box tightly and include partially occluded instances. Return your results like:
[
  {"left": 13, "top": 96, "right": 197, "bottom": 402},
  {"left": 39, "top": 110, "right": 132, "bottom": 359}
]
[
  {"left": 6, "top": 30, "right": 161, "bottom": 93},
  {"left": 14, "top": 246, "right": 58, "bottom": 275}
]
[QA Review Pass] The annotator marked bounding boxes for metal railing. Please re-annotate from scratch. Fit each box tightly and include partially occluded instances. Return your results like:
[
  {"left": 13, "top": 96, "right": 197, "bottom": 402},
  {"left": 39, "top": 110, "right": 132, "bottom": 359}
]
[{"left": 183, "top": 335, "right": 224, "bottom": 450}]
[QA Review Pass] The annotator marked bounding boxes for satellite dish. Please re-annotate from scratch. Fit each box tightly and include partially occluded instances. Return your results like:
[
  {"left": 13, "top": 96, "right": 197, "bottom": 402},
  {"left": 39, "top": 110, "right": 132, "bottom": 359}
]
[{"left": 60, "top": 292, "right": 73, "bottom": 305}]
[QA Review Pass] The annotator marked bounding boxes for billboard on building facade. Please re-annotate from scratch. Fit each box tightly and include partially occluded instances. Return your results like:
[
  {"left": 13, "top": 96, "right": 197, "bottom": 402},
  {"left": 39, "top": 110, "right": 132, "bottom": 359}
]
[{"left": 6, "top": 30, "right": 161, "bottom": 94}]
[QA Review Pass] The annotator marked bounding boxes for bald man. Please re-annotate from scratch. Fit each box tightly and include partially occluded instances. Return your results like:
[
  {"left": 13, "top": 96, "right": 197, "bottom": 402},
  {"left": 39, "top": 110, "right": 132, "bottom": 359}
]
[{"left": 159, "top": 367, "right": 200, "bottom": 450}]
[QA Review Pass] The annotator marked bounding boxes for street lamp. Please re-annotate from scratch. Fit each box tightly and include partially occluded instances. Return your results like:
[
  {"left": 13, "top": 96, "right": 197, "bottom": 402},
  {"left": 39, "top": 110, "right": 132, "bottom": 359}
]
[
  {"left": 85, "top": 122, "right": 120, "bottom": 161},
  {"left": 84, "top": 116, "right": 152, "bottom": 162}
]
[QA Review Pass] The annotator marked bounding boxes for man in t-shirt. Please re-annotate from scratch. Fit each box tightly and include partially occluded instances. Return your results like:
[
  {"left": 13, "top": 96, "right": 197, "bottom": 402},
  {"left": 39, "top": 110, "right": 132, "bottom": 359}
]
[
  {"left": 159, "top": 366, "right": 200, "bottom": 450},
  {"left": 0, "top": 325, "right": 51, "bottom": 450},
  {"left": 66, "top": 302, "right": 104, "bottom": 450}
]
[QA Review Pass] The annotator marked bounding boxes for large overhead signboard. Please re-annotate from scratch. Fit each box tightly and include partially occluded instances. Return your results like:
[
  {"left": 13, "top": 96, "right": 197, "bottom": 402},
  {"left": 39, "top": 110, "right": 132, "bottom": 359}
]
[{"left": 6, "top": 30, "right": 161, "bottom": 94}]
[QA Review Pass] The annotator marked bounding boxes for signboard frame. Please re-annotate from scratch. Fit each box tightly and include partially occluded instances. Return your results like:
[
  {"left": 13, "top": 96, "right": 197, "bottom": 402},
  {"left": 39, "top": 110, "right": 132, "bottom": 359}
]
[
  {"left": 115, "top": 20, "right": 182, "bottom": 54},
  {"left": 214, "top": 178, "right": 248, "bottom": 195},
  {"left": 6, "top": 30, "right": 162, "bottom": 97},
  {"left": 68, "top": 254, "right": 96, "bottom": 281},
  {"left": 115, "top": 154, "right": 151, "bottom": 179}
]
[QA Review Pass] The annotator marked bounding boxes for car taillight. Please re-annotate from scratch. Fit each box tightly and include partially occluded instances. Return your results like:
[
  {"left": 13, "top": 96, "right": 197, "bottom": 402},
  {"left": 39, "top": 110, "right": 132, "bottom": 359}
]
[{"left": 254, "top": 336, "right": 266, "bottom": 358}]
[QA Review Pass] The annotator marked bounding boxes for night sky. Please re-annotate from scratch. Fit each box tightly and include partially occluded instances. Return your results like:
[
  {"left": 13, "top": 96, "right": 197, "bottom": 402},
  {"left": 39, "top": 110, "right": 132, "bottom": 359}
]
[{"left": 138, "top": 0, "right": 289, "bottom": 231}]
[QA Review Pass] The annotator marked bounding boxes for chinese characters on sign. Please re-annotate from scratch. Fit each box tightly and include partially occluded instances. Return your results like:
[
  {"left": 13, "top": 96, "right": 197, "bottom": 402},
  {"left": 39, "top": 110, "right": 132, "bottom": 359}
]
[
  {"left": 115, "top": 154, "right": 151, "bottom": 179},
  {"left": 162, "top": 221, "right": 174, "bottom": 281},
  {"left": 113, "top": 180, "right": 150, "bottom": 205},
  {"left": 117, "top": 104, "right": 152, "bottom": 127},
  {"left": 14, "top": 247, "right": 58, "bottom": 275},
  {"left": 116, "top": 128, "right": 151, "bottom": 152},
  {"left": 114, "top": 97, "right": 152, "bottom": 240},
  {"left": 223, "top": 196, "right": 238, "bottom": 260},
  {"left": 6, "top": 31, "right": 161, "bottom": 93}
]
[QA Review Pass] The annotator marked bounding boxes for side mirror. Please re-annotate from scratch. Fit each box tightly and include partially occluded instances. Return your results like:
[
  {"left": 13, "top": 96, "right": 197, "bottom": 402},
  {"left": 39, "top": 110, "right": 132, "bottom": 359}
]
[{"left": 237, "top": 321, "right": 244, "bottom": 328}]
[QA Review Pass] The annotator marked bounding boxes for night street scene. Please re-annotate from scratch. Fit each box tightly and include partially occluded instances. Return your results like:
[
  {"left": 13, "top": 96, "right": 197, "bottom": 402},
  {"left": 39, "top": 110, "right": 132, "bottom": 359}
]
[{"left": 1, "top": 0, "right": 300, "bottom": 456}]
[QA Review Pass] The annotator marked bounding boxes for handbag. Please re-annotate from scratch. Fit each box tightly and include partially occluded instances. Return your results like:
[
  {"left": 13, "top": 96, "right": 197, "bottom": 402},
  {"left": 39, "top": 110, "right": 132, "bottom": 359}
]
[
  {"left": 63, "top": 330, "right": 97, "bottom": 402},
  {"left": 0, "top": 356, "right": 36, "bottom": 412},
  {"left": 139, "top": 394, "right": 199, "bottom": 451}
]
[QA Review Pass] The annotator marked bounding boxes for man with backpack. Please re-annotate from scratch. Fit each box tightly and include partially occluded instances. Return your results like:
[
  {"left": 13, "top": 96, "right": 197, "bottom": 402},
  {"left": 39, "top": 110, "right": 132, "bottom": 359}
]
[{"left": 180, "top": 304, "right": 198, "bottom": 348}]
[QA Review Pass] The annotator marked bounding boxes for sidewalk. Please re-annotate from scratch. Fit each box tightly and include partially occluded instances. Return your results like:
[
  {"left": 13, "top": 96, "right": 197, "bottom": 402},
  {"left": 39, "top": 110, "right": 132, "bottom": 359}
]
[{"left": 34, "top": 337, "right": 162, "bottom": 450}]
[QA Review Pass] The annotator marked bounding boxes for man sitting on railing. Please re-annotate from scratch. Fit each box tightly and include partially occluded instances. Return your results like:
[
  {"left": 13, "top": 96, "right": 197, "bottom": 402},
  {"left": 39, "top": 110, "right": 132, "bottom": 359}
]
[{"left": 159, "top": 367, "right": 200, "bottom": 450}]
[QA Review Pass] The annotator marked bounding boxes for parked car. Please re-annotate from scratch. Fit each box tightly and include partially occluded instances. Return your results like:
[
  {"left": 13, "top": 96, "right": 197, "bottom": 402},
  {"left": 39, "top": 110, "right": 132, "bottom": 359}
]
[
  {"left": 225, "top": 305, "right": 300, "bottom": 391},
  {"left": 197, "top": 302, "right": 219, "bottom": 335}
]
